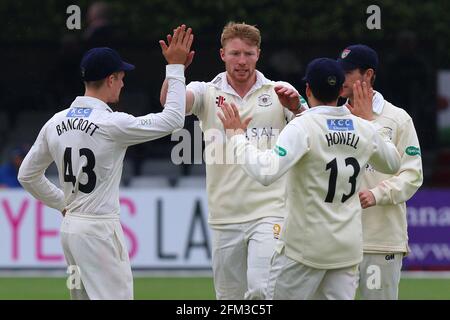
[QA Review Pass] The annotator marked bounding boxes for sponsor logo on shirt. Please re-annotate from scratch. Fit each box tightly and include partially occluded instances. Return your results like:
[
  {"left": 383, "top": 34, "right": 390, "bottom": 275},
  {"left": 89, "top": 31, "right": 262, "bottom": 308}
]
[
  {"left": 215, "top": 95, "right": 226, "bottom": 108},
  {"left": 381, "top": 126, "right": 393, "bottom": 141},
  {"left": 273, "top": 224, "right": 281, "bottom": 239},
  {"left": 274, "top": 145, "right": 287, "bottom": 157},
  {"left": 67, "top": 108, "right": 92, "bottom": 118},
  {"left": 245, "top": 127, "right": 277, "bottom": 139},
  {"left": 140, "top": 118, "right": 152, "bottom": 126},
  {"left": 258, "top": 94, "right": 272, "bottom": 107},
  {"left": 405, "top": 146, "right": 421, "bottom": 156},
  {"left": 326, "top": 119, "right": 354, "bottom": 131}
]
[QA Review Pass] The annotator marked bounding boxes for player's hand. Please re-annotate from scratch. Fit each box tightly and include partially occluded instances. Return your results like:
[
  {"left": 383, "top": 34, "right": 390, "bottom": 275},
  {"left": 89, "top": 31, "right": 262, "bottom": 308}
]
[
  {"left": 165, "top": 33, "right": 195, "bottom": 68},
  {"left": 217, "top": 101, "right": 252, "bottom": 137},
  {"left": 359, "top": 190, "right": 376, "bottom": 209},
  {"left": 347, "top": 80, "right": 374, "bottom": 121},
  {"left": 62, "top": 209, "right": 67, "bottom": 217},
  {"left": 159, "top": 24, "right": 194, "bottom": 65},
  {"left": 274, "top": 85, "right": 302, "bottom": 114}
]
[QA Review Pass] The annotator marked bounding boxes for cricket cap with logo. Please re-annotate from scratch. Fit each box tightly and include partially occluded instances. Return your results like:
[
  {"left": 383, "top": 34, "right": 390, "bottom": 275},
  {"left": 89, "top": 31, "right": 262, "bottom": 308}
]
[
  {"left": 337, "top": 44, "right": 378, "bottom": 72},
  {"left": 303, "top": 58, "right": 345, "bottom": 97},
  {"left": 80, "top": 47, "right": 135, "bottom": 81}
]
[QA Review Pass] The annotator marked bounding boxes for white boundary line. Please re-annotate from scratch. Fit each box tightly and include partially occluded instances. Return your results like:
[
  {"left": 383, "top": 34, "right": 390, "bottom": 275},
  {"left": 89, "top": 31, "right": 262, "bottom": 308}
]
[{"left": 401, "top": 271, "right": 450, "bottom": 279}]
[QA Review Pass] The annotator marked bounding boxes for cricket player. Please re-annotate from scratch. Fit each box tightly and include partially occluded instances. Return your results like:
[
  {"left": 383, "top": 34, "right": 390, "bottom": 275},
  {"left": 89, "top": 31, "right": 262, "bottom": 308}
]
[
  {"left": 17, "top": 25, "right": 194, "bottom": 299},
  {"left": 218, "top": 58, "right": 401, "bottom": 299},
  {"left": 337, "top": 44, "right": 423, "bottom": 299},
  {"left": 160, "top": 22, "right": 308, "bottom": 300}
]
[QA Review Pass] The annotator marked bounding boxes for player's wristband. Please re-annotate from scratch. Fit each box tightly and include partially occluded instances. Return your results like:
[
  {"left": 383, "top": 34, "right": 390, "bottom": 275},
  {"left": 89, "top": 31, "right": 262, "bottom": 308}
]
[{"left": 297, "top": 96, "right": 308, "bottom": 111}]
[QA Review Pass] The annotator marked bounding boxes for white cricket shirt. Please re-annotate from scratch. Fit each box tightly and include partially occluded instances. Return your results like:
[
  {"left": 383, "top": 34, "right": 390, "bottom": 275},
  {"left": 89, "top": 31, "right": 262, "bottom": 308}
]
[
  {"left": 360, "top": 92, "right": 423, "bottom": 253},
  {"left": 18, "top": 64, "right": 186, "bottom": 216},
  {"left": 230, "top": 105, "right": 401, "bottom": 269},
  {"left": 187, "top": 70, "right": 308, "bottom": 224}
]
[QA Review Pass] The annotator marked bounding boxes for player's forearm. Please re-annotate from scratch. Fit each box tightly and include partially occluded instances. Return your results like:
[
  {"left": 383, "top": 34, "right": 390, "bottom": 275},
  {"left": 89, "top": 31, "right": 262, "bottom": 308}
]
[
  {"left": 371, "top": 148, "right": 400, "bottom": 175},
  {"left": 156, "top": 64, "right": 186, "bottom": 129},
  {"left": 230, "top": 135, "right": 286, "bottom": 186},
  {"left": 368, "top": 133, "right": 401, "bottom": 175},
  {"left": 160, "top": 78, "right": 169, "bottom": 106},
  {"left": 370, "top": 118, "right": 423, "bottom": 205},
  {"left": 370, "top": 166, "right": 423, "bottom": 206},
  {"left": 111, "top": 66, "right": 186, "bottom": 146},
  {"left": 163, "top": 80, "right": 195, "bottom": 115},
  {"left": 18, "top": 143, "right": 65, "bottom": 211},
  {"left": 229, "top": 122, "right": 307, "bottom": 186},
  {"left": 18, "top": 173, "right": 65, "bottom": 211}
]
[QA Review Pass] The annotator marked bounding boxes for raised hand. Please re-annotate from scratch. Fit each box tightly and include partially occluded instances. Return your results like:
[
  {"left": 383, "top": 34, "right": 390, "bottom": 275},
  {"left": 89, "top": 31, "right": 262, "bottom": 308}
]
[
  {"left": 159, "top": 24, "right": 194, "bottom": 65},
  {"left": 347, "top": 80, "right": 374, "bottom": 121},
  {"left": 217, "top": 101, "right": 252, "bottom": 136},
  {"left": 166, "top": 33, "right": 195, "bottom": 68}
]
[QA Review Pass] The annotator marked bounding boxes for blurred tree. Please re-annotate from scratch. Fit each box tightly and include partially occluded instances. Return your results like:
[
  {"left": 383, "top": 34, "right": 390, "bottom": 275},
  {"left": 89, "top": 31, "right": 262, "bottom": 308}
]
[{"left": 0, "top": 0, "right": 448, "bottom": 67}]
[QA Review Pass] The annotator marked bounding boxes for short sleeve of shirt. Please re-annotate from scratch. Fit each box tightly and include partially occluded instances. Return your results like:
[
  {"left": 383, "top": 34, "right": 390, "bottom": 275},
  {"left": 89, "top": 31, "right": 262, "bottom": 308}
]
[{"left": 187, "top": 81, "right": 208, "bottom": 117}]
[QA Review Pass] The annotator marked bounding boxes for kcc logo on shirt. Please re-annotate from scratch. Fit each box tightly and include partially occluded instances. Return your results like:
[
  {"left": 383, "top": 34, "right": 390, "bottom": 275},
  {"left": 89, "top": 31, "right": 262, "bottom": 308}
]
[
  {"left": 67, "top": 108, "right": 93, "bottom": 118},
  {"left": 326, "top": 119, "right": 354, "bottom": 131}
]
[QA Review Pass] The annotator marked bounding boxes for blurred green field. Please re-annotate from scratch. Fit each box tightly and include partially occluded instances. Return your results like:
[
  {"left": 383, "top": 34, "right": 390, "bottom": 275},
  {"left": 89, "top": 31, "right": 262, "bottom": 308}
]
[{"left": 0, "top": 277, "right": 449, "bottom": 300}]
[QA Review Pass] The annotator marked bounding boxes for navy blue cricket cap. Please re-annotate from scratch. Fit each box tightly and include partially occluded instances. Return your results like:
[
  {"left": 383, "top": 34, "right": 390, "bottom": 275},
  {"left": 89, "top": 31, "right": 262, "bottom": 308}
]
[
  {"left": 80, "top": 47, "right": 135, "bottom": 81},
  {"left": 303, "top": 58, "right": 345, "bottom": 94},
  {"left": 337, "top": 44, "right": 378, "bottom": 72}
]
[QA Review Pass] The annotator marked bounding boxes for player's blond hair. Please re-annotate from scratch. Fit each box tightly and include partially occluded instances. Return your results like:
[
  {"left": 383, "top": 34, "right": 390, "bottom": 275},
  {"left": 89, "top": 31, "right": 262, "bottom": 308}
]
[{"left": 220, "top": 22, "right": 261, "bottom": 48}]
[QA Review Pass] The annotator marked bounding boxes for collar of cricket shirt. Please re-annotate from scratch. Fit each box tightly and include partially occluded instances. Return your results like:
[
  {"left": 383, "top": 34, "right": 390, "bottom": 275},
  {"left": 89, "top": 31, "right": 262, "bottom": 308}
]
[
  {"left": 372, "top": 90, "right": 385, "bottom": 115},
  {"left": 300, "top": 105, "right": 351, "bottom": 117},
  {"left": 211, "top": 70, "right": 271, "bottom": 99},
  {"left": 70, "top": 96, "right": 113, "bottom": 113}
]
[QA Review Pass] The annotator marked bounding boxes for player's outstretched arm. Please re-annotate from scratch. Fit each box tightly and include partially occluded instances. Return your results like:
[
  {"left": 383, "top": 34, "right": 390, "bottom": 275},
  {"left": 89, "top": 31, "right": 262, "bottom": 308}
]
[
  {"left": 110, "top": 25, "right": 195, "bottom": 146},
  {"left": 218, "top": 101, "right": 308, "bottom": 186},
  {"left": 155, "top": 24, "right": 192, "bottom": 128},
  {"left": 160, "top": 81, "right": 195, "bottom": 114},
  {"left": 160, "top": 26, "right": 195, "bottom": 114}
]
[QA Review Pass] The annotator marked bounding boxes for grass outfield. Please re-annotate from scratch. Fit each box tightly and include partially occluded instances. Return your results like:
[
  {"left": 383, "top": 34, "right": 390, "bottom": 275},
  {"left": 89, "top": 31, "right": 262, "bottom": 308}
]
[{"left": 0, "top": 277, "right": 449, "bottom": 300}]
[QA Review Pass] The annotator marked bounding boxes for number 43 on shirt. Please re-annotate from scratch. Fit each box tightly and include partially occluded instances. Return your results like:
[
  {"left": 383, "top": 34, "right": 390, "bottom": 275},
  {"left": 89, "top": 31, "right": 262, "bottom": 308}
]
[{"left": 63, "top": 147, "right": 97, "bottom": 193}]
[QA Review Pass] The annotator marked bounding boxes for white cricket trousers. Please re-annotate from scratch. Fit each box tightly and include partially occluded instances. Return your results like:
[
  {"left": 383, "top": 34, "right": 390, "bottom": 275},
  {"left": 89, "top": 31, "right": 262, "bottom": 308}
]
[
  {"left": 357, "top": 253, "right": 403, "bottom": 300},
  {"left": 211, "top": 216, "right": 284, "bottom": 300},
  {"left": 266, "top": 248, "right": 358, "bottom": 300},
  {"left": 61, "top": 213, "right": 133, "bottom": 300}
]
